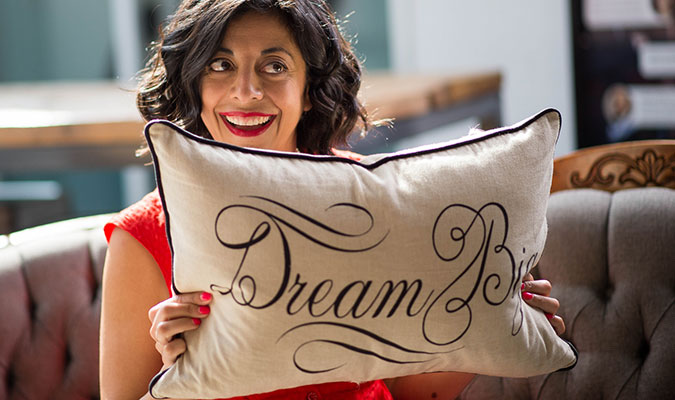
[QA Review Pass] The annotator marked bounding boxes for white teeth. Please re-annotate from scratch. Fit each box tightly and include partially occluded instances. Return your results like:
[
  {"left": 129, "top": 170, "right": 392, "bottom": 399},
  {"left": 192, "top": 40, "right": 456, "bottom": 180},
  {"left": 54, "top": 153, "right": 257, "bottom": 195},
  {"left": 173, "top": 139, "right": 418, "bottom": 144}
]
[{"left": 225, "top": 115, "right": 272, "bottom": 126}]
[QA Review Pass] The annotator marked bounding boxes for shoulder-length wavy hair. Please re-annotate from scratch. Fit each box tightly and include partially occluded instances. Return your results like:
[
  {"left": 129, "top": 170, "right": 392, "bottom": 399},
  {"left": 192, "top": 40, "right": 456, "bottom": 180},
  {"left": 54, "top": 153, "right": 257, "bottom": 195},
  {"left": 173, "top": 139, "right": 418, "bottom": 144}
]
[{"left": 137, "top": 0, "right": 373, "bottom": 155}]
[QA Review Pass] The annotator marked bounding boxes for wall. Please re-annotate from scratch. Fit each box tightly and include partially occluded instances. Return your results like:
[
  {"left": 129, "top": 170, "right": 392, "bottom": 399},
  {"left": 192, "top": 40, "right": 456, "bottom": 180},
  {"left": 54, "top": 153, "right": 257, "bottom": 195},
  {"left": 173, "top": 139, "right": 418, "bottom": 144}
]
[
  {"left": 0, "top": 0, "right": 148, "bottom": 229},
  {"left": 387, "top": 0, "right": 577, "bottom": 155},
  {"left": 331, "top": 0, "right": 390, "bottom": 70},
  {"left": 0, "top": 0, "right": 112, "bottom": 81}
]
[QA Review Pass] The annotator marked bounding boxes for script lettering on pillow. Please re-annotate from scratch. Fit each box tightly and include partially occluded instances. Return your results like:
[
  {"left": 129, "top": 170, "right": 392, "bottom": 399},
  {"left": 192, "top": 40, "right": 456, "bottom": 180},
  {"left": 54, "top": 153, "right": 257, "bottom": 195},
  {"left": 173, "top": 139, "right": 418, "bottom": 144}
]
[{"left": 146, "top": 109, "right": 577, "bottom": 399}]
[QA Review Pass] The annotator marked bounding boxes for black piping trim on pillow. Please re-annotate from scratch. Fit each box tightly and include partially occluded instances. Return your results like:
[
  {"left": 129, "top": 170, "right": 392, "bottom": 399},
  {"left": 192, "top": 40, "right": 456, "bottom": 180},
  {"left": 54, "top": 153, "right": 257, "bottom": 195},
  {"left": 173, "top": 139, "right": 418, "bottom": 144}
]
[
  {"left": 143, "top": 108, "right": 565, "bottom": 394},
  {"left": 143, "top": 107, "right": 561, "bottom": 296},
  {"left": 148, "top": 368, "right": 170, "bottom": 399},
  {"left": 144, "top": 108, "right": 561, "bottom": 170},
  {"left": 557, "top": 340, "right": 579, "bottom": 372},
  {"left": 143, "top": 122, "right": 181, "bottom": 296}
]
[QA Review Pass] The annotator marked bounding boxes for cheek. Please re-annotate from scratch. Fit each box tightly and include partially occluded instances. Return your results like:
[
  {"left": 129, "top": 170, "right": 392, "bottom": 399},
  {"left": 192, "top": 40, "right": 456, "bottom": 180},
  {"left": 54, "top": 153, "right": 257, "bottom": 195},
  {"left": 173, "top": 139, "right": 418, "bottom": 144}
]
[
  {"left": 200, "top": 83, "right": 217, "bottom": 110},
  {"left": 199, "top": 101, "right": 218, "bottom": 136},
  {"left": 199, "top": 82, "right": 220, "bottom": 124},
  {"left": 272, "top": 82, "right": 307, "bottom": 117}
]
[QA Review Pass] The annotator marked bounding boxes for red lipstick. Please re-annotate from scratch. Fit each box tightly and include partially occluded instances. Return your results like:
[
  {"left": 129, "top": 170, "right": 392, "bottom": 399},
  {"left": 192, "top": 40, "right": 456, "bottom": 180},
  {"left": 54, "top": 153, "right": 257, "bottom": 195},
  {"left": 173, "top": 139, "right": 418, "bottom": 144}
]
[{"left": 219, "top": 112, "right": 276, "bottom": 137}]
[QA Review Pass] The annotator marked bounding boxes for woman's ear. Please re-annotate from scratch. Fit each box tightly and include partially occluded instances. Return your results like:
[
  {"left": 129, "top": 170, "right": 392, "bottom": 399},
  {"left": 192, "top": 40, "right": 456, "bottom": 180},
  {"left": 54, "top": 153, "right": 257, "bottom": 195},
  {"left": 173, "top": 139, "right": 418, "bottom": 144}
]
[{"left": 303, "top": 87, "right": 312, "bottom": 112}]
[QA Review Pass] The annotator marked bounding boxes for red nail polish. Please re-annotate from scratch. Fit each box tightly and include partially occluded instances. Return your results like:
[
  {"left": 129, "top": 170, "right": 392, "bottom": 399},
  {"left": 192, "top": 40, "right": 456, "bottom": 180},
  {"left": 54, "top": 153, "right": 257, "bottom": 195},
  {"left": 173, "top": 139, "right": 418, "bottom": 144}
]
[
  {"left": 199, "top": 306, "right": 210, "bottom": 315},
  {"left": 201, "top": 292, "right": 212, "bottom": 301},
  {"left": 545, "top": 312, "right": 554, "bottom": 320},
  {"left": 522, "top": 291, "right": 534, "bottom": 300},
  {"left": 521, "top": 283, "right": 525, "bottom": 291},
  {"left": 193, "top": 318, "right": 201, "bottom": 326}
]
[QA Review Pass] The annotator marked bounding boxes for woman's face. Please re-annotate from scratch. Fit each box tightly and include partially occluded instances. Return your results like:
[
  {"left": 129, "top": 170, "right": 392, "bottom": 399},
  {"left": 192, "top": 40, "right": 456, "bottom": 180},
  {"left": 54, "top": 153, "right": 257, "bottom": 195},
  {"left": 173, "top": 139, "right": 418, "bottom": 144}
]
[{"left": 200, "top": 11, "right": 311, "bottom": 152}]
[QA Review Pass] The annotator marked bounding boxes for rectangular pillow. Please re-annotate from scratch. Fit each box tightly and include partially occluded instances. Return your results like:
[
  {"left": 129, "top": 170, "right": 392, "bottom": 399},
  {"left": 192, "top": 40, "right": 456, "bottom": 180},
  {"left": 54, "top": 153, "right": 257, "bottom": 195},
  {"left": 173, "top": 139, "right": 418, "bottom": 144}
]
[{"left": 146, "top": 109, "right": 577, "bottom": 399}]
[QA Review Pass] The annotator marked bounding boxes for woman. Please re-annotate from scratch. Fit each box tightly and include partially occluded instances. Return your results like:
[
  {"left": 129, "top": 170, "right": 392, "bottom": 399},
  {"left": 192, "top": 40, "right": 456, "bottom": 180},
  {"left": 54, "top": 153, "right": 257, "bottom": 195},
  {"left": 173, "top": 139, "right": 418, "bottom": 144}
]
[{"left": 99, "top": 1, "right": 565, "bottom": 399}]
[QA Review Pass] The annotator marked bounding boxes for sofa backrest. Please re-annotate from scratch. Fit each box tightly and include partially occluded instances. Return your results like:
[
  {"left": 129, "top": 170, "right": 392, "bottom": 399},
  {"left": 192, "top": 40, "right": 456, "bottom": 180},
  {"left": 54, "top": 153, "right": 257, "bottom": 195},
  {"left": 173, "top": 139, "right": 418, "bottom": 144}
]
[
  {"left": 0, "top": 215, "right": 110, "bottom": 400},
  {"left": 460, "top": 187, "right": 675, "bottom": 399},
  {"left": 461, "top": 138, "right": 675, "bottom": 399}
]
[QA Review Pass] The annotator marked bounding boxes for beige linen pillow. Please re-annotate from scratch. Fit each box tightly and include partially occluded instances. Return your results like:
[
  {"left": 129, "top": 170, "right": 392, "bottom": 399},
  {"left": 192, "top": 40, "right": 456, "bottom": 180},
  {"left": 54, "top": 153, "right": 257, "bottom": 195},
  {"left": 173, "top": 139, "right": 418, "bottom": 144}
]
[{"left": 147, "top": 109, "right": 577, "bottom": 399}]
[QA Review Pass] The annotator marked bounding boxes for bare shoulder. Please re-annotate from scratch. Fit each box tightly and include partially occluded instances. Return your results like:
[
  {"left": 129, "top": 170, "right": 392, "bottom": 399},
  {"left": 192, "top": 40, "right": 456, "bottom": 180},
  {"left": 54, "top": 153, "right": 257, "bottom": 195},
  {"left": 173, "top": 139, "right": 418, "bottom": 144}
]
[
  {"left": 107, "top": 226, "right": 158, "bottom": 270},
  {"left": 103, "top": 227, "right": 169, "bottom": 299}
]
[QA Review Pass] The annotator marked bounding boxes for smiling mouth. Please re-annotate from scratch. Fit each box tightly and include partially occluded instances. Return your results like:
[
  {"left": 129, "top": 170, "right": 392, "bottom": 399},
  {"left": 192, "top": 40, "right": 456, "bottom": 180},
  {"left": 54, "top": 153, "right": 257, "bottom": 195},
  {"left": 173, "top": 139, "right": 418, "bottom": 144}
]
[{"left": 219, "top": 112, "right": 276, "bottom": 137}]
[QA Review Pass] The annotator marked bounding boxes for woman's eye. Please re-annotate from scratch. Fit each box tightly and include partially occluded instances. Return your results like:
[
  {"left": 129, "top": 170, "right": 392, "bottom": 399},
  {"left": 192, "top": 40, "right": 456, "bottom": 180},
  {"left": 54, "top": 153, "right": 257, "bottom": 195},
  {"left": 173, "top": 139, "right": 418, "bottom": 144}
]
[
  {"left": 208, "top": 59, "right": 232, "bottom": 72},
  {"left": 262, "top": 61, "right": 287, "bottom": 74}
]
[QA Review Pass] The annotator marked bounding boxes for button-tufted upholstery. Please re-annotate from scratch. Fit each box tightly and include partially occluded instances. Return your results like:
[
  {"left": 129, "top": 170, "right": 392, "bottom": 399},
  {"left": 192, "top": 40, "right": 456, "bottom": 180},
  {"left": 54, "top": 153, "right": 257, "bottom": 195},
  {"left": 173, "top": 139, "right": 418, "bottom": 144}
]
[
  {"left": 460, "top": 187, "right": 675, "bottom": 399},
  {"left": 0, "top": 215, "right": 109, "bottom": 400}
]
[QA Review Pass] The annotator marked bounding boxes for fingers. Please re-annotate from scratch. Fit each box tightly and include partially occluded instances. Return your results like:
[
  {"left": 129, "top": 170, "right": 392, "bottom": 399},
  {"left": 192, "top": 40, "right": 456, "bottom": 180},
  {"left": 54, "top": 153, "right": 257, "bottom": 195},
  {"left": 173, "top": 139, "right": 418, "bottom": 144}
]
[
  {"left": 521, "top": 278, "right": 551, "bottom": 297},
  {"left": 149, "top": 291, "right": 213, "bottom": 321},
  {"left": 521, "top": 279, "right": 566, "bottom": 335},
  {"left": 176, "top": 290, "right": 214, "bottom": 307},
  {"left": 149, "top": 291, "right": 212, "bottom": 325},
  {"left": 153, "top": 315, "right": 204, "bottom": 345},
  {"left": 156, "top": 337, "right": 188, "bottom": 366},
  {"left": 548, "top": 314, "right": 566, "bottom": 336},
  {"left": 521, "top": 288, "right": 559, "bottom": 314},
  {"left": 151, "top": 300, "right": 211, "bottom": 330},
  {"left": 147, "top": 291, "right": 213, "bottom": 366}
]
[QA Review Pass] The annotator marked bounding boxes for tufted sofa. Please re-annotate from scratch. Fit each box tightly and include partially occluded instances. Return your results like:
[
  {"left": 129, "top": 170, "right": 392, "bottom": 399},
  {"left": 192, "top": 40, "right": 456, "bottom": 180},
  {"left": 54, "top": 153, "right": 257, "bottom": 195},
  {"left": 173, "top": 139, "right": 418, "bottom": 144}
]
[
  {"left": 460, "top": 140, "right": 675, "bottom": 399},
  {"left": 459, "top": 187, "right": 675, "bottom": 399},
  {"left": 1, "top": 141, "right": 673, "bottom": 400},
  {"left": 0, "top": 215, "right": 110, "bottom": 399}
]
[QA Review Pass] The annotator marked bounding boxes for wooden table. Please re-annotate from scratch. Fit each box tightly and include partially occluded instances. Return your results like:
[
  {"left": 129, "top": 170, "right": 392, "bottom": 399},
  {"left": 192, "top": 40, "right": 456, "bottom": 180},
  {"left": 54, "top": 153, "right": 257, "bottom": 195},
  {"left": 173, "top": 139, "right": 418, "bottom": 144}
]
[
  {"left": 0, "top": 71, "right": 501, "bottom": 171},
  {"left": 0, "top": 81, "right": 146, "bottom": 172},
  {"left": 0, "top": 72, "right": 501, "bottom": 232},
  {"left": 353, "top": 71, "right": 501, "bottom": 152}
]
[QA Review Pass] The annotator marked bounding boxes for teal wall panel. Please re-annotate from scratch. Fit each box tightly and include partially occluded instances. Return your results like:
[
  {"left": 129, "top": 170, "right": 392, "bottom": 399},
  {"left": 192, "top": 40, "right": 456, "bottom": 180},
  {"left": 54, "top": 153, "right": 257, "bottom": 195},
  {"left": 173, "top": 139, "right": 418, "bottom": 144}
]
[
  {"left": 331, "top": 0, "right": 390, "bottom": 71},
  {"left": 0, "top": 0, "right": 112, "bottom": 81}
]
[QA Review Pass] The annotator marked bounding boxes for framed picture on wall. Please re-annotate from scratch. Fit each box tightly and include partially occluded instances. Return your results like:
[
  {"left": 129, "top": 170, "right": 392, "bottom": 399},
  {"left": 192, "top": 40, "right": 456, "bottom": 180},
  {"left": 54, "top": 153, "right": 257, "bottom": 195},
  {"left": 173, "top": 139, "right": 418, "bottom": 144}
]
[{"left": 572, "top": 0, "right": 675, "bottom": 148}]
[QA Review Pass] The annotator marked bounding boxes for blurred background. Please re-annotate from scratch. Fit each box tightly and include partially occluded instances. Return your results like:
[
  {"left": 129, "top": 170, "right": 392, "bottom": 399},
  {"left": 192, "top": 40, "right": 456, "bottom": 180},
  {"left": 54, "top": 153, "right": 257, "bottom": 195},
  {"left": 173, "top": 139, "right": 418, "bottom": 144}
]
[{"left": 1, "top": 0, "right": 674, "bottom": 234}]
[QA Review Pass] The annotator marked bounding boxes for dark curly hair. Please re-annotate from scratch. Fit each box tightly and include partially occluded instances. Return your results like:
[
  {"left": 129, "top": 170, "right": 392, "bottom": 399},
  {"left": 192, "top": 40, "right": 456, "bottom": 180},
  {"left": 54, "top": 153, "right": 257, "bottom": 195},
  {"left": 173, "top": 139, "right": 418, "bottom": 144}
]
[{"left": 137, "top": 0, "right": 374, "bottom": 155}]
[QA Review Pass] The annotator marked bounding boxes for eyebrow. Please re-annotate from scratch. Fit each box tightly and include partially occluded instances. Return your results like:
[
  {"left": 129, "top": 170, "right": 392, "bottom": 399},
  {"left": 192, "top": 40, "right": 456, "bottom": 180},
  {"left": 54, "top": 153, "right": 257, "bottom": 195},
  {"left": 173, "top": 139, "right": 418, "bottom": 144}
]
[{"left": 217, "top": 46, "right": 295, "bottom": 59}]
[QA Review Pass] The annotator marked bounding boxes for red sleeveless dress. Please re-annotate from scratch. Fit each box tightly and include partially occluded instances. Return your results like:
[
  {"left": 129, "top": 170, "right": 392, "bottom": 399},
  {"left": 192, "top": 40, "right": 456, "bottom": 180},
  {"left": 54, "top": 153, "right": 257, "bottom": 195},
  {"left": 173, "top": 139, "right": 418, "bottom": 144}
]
[{"left": 104, "top": 149, "right": 393, "bottom": 400}]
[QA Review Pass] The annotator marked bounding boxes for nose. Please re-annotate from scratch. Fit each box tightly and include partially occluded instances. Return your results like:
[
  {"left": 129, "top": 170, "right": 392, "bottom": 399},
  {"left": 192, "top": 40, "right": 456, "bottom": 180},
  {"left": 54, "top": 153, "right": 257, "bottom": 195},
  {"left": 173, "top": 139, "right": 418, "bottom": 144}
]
[{"left": 230, "top": 69, "right": 263, "bottom": 102}]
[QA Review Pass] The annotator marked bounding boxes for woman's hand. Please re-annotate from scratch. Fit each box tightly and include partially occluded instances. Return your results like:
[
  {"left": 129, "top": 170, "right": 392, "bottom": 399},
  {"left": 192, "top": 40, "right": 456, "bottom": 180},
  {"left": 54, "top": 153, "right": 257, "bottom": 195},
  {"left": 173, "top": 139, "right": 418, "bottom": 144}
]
[
  {"left": 521, "top": 273, "right": 566, "bottom": 336},
  {"left": 148, "top": 291, "right": 213, "bottom": 369}
]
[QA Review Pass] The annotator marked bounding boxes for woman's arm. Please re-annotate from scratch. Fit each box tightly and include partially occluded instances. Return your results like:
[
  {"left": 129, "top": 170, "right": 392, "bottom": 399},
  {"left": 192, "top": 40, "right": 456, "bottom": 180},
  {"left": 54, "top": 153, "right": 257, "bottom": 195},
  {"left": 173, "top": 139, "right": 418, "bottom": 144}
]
[
  {"left": 100, "top": 228, "right": 169, "bottom": 399},
  {"left": 100, "top": 228, "right": 211, "bottom": 400}
]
